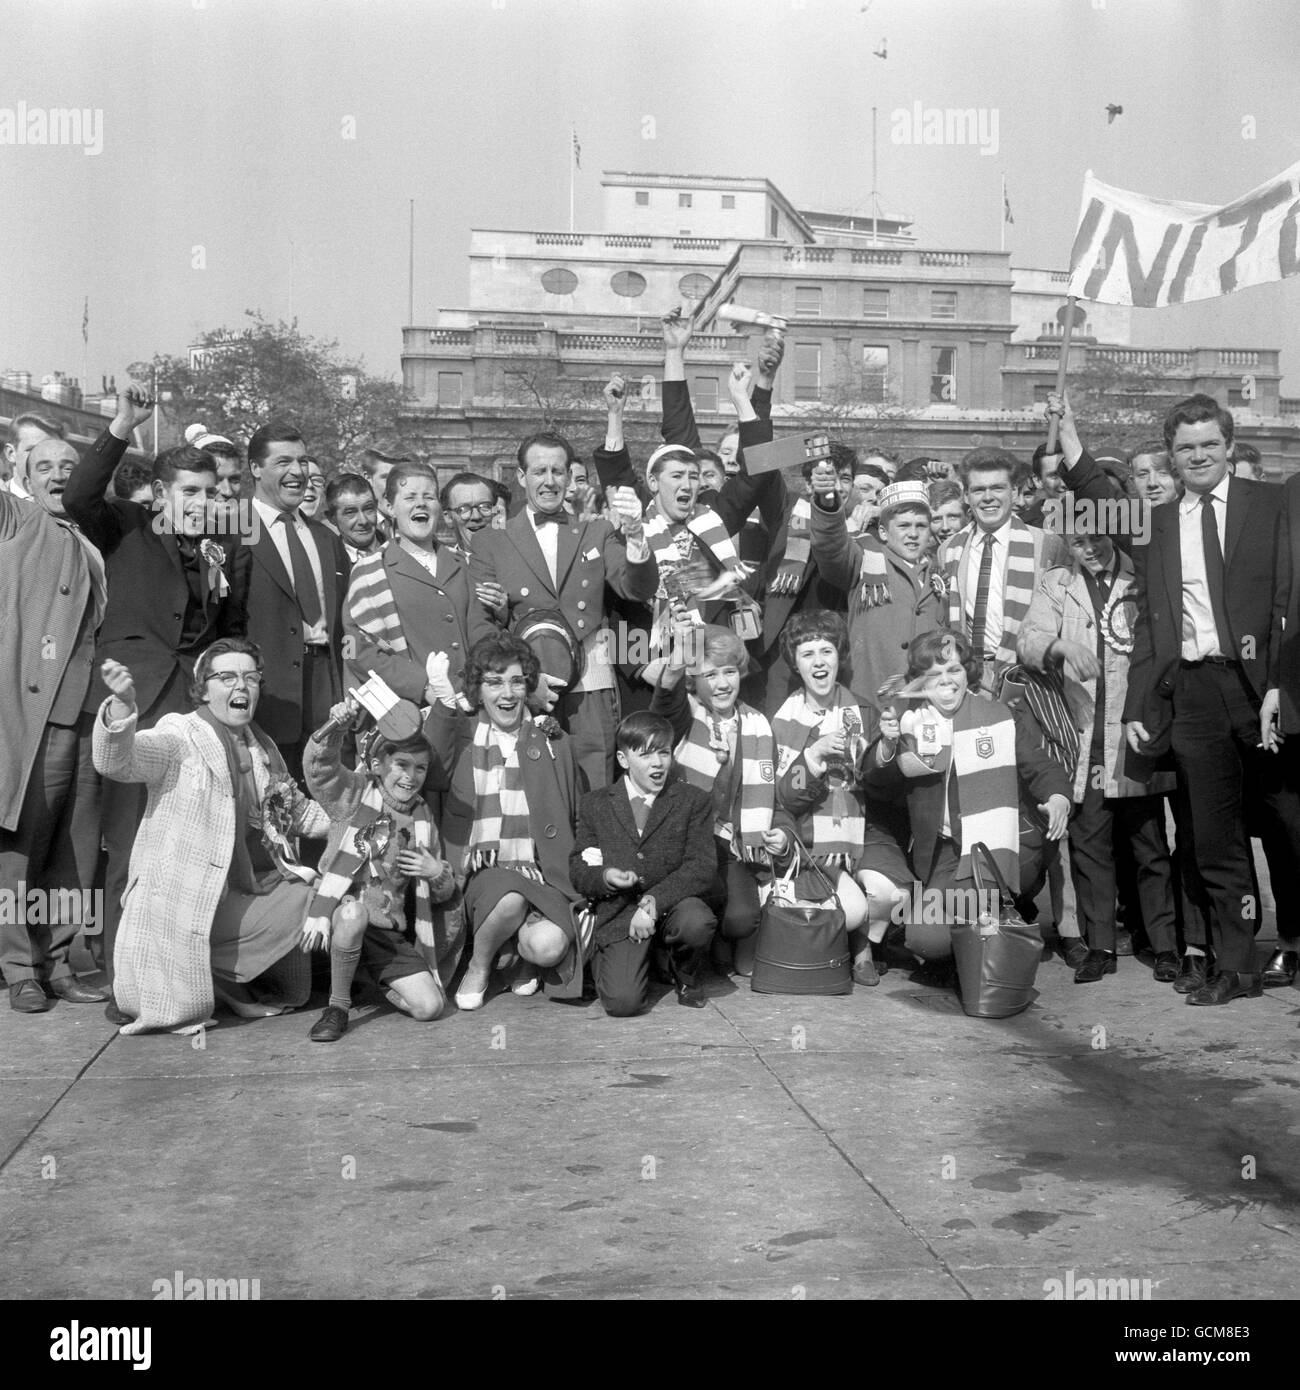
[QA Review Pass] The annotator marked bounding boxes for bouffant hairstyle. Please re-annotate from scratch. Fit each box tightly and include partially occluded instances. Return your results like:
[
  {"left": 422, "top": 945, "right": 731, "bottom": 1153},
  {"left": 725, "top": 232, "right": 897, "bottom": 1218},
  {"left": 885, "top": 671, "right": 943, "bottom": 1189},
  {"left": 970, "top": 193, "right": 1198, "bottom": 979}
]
[
  {"left": 688, "top": 624, "right": 750, "bottom": 679},
  {"left": 188, "top": 637, "right": 263, "bottom": 706},
  {"left": 780, "top": 609, "right": 849, "bottom": 671},
  {"left": 906, "top": 628, "right": 982, "bottom": 689},
  {"left": 462, "top": 632, "right": 541, "bottom": 707},
  {"left": 1163, "top": 393, "right": 1234, "bottom": 451}
]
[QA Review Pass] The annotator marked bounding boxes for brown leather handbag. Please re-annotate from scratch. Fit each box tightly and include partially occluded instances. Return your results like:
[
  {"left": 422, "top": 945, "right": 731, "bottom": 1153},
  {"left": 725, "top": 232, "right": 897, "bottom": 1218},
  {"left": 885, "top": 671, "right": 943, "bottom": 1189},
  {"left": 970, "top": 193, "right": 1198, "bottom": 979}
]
[{"left": 949, "top": 842, "right": 1043, "bottom": 1018}]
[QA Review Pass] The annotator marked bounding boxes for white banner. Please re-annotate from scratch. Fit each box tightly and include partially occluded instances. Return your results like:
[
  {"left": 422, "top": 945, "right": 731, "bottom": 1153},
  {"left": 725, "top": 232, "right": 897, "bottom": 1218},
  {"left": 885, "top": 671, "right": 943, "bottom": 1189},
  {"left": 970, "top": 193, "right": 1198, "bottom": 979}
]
[{"left": 1066, "top": 160, "right": 1300, "bottom": 307}]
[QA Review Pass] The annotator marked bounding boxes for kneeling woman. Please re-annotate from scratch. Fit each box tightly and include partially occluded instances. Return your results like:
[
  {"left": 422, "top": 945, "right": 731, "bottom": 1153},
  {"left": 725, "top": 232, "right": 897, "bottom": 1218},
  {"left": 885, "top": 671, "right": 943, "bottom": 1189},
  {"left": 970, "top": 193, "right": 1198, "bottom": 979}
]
[
  {"left": 866, "top": 629, "right": 1071, "bottom": 950},
  {"left": 773, "top": 610, "right": 913, "bottom": 985},
  {"left": 93, "top": 640, "right": 329, "bottom": 1034},
  {"left": 651, "top": 622, "right": 793, "bottom": 976},
  {"left": 426, "top": 633, "right": 583, "bottom": 1010}
]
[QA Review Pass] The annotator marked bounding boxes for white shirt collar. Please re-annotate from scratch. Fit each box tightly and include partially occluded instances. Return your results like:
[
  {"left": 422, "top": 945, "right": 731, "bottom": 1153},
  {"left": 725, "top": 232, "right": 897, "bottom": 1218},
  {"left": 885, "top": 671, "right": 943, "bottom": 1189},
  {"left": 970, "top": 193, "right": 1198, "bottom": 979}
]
[
  {"left": 625, "top": 779, "right": 658, "bottom": 809},
  {"left": 1179, "top": 474, "right": 1232, "bottom": 517},
  {"left": 253, "top": 496, "right": 302, "bottom": 528}
]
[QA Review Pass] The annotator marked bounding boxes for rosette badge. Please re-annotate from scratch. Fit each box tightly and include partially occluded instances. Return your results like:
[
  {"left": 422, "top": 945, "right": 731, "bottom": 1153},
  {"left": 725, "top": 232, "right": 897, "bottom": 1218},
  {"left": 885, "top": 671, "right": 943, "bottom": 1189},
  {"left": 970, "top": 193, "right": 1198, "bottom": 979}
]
[{"left": 199, "top": 539, "right": 230, "bottom": 597}]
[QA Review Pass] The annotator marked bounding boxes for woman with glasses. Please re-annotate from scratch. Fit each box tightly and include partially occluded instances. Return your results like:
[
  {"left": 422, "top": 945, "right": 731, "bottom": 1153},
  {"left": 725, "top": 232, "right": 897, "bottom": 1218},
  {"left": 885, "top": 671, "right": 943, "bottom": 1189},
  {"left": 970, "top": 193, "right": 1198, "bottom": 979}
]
[
  {"left": 93, "top": 637, "right": 331, "bottom": 1034},
  {"left": 343, "top": 462, "right": 494, "bottom": 708},
  {"left": 425, "top": 632, "right": 584, "bottom": 1010}
]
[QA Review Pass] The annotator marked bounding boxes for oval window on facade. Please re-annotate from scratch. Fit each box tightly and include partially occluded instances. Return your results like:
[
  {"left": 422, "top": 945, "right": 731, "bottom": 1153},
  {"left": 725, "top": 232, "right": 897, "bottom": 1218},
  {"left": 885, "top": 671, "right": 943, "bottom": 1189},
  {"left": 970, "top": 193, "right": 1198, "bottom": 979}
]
[
  {"left": 541, "top": 268, "right": 578, "bottom": 295},
  {"left": 610, "top": 270, "right": 647, "bottom": 298},
  {"left": 679, "top": 273, "right": 712, "bottom": 300}
]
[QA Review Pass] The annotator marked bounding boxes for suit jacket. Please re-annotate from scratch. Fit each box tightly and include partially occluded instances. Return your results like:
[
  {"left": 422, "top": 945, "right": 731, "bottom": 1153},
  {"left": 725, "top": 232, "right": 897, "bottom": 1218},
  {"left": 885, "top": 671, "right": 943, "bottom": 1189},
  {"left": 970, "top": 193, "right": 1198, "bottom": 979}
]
[
  {"left": 343, "top": 540, "right": 492, "bottom": 700},
  {"left": 235, "top": 509, "right": 351, "bottom": 746},
  {"left": 1123, "top": 476, "right": 1285, "bottom": 755},
  {"left": 468, "top": 510, "right": 656, "bottom": 649},
  {"left": 1278, "top": 473, "right": 1300, "bottom": 734},
  {"left": 0, "top": 491, "right": 100, "bottom": 830},
  {"left": 63, "top": 428, "right": 249, "bottom": 719},
  {"left": 569, "top": 776, "right": 719, "bottom": 948}
]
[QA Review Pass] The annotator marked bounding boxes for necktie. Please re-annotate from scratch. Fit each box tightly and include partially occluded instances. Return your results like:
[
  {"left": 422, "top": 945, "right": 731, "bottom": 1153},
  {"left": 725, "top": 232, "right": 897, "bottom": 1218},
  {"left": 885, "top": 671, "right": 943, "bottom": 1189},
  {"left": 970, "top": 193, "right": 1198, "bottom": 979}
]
[
  {"left": 970, "top": 532, "right": 996, "bottom": 656},
  {"left": 277, "top": 512, "right": 323, "bottom": 628},
  {"left": 631, "top": 794, "right": 650, "bottom": 834},
  {"left": 1200, "top": 494, "right": 1234, "bottom": 658}
]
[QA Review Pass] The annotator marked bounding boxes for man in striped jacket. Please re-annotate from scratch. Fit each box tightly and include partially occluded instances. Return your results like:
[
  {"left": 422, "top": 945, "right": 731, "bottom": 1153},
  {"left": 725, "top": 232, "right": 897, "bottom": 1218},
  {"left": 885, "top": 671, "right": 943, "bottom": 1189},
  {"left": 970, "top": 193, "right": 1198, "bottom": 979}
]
[{"left": 938, "top": 447, "right": 1069, "bottom": 697}]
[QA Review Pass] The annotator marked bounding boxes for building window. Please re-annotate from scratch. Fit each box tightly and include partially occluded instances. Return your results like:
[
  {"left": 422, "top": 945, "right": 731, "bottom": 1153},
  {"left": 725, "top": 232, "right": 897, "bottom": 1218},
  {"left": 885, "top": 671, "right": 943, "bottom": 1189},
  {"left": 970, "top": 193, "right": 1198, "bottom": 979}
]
[
  {"left": 862, "top": 347, "right": 889, "bottom": 403},
  {"left": 722, "top": 194, "right": 735, "bottom": 209},
  {"left": 930, "top": 347, "right": 957, "bottom": 403},
  {"left": 795, "top": 286, "right": 822, "bottom": 318},
  {"left": 635, "top": 190, "right": 649, "bottom": 206},
  {"left": 695, "top": 377, "right": 720, "bottom": 413},
  {"left": 679, "top": 192, "right": 693, "bottom": 209},
  {"left": 794, "top": 343, "right": 821, "bottom": 402},
  {"left": 437, "top": 372, "right": 463, "bottom": 409},
  {"left": 678, "top": 273, "right": 712, "bottom": 300},
  {"left": 610, "top": 270, "right": 647, "bottom": 298},
  {"left": 863, "top": 287, "right": 890, "bottom": 320},
  {"left": 769, "top": 207, "right": 779, "bottom": 238},
  {"left": 931, "top": 289, "right": 958, "bottom": 320},
  {"left": 540, "top": 267, "right": 578, "bottom": 295}
]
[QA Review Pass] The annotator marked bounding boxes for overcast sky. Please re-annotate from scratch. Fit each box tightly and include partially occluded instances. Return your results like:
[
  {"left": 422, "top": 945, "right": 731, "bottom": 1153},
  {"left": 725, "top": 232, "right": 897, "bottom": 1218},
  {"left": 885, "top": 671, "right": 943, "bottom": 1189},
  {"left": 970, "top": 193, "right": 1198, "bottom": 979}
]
[{"left": 3, "top": 0, "right": 1299, "bottom": 394}]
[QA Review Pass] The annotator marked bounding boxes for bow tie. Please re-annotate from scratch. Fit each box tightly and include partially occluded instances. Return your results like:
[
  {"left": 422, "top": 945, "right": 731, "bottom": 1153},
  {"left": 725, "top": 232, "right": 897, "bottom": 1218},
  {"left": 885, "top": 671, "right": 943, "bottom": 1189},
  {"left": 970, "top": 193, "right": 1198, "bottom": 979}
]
[{"left": 533, "top": 513, "right": 562, "bottom": 528}]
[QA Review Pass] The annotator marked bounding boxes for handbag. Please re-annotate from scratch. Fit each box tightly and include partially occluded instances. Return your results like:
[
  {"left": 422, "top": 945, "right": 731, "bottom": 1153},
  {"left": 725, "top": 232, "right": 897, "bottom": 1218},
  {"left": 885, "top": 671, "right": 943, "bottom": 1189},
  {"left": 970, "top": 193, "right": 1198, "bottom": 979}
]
[
  {"left": 751, "top": 834, "right": 852, "bottom": 996},
  {"left": 949, "top": 841, "right": 1043, "bottom": 1018}
]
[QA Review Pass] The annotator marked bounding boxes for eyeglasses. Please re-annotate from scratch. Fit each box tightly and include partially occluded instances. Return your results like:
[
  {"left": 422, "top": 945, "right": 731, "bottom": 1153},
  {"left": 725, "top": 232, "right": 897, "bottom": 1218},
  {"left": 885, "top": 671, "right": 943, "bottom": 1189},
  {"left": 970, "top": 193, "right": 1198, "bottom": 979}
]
[
  {"left": 451, "top": 502, "right": 495, "bottom": 519},
  {"left": 207, "top": 671, "right": 264, "bottom": 688}
]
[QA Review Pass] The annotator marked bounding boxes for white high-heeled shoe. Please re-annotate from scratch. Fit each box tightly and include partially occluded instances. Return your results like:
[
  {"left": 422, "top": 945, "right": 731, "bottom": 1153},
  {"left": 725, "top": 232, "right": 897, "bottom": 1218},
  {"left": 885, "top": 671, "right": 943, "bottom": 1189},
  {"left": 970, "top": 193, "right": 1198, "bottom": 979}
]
[{"left": 455, "top": 967, "right": 491, "bottom": 1011}]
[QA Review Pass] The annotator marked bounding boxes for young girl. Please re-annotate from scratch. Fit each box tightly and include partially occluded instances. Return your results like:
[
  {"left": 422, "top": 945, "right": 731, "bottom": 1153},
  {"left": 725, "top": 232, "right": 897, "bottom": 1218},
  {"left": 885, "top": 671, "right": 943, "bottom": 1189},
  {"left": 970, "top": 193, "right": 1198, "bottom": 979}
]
[
  {"left": 650, "top": 623, "right": 792, "bottom": 976},
  {"left": 301, "top": 699, "right": 458, "bottom": 1042},
  {"left": 868, "top": 629, "right": 1071, "bottom": 940},
  {"left": 425, "top": 633, "right": 583, "bottom": 1011},
  {"left": 772, "top": 610, "right": 913, "bottom": 985}
]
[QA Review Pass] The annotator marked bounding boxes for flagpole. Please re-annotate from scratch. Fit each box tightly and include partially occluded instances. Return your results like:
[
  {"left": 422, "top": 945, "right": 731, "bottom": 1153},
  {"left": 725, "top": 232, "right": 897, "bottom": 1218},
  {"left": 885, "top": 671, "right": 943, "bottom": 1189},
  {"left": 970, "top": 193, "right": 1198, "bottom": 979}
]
[
  {"left": 81, "top": 297, "right": 89, "bottom": 408},
  {"left": 408, "top": 199, "right": 415, "bottom": 325},
  {"left": 1046, "top": 296, "right": 1078, "bottom": 453},
  {"left": 569, "top": 127, "right": 576, "bottom": 233},
  {"left": 1000, "top": 174, "right": 1006, "bottom": 253}
]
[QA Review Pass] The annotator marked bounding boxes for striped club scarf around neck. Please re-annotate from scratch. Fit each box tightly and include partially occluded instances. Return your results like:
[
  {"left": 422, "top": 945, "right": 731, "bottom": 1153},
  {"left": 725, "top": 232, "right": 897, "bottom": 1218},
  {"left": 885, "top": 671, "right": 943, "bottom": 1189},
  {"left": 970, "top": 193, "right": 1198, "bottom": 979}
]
[
  {"left": 943, "top": 520, "right": 1040, "bottom": 668},
  {"left": 465, "top": 716, "right": 542, "bottom": 881},
  {"left": 772, "top": 685, "right": 865, "bottom": 867},
  {"left": 346, "top": 547, "right": 409, "bottom": 656},
  {"left": 673, "top": 693, "right": 775, "bottom": 861}
]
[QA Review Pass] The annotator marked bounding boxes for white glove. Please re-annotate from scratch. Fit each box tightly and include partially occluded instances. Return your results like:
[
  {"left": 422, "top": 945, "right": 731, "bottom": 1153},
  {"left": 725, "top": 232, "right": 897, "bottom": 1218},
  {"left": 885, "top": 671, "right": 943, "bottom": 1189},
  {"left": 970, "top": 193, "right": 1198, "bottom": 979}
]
[{"left": 425, "top": 651, "right": 456, "bottom": 702}]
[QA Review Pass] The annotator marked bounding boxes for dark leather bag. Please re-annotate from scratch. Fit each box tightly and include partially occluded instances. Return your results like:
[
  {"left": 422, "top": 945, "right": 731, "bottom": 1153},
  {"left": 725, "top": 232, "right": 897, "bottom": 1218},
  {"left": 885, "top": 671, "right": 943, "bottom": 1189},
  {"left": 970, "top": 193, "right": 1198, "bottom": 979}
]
[
  {"left": 950, "top": 841, "right": 1043, "bottom": 1018},
  {"left": 751, "top": 836, "right": 852, "bottom": 996}
]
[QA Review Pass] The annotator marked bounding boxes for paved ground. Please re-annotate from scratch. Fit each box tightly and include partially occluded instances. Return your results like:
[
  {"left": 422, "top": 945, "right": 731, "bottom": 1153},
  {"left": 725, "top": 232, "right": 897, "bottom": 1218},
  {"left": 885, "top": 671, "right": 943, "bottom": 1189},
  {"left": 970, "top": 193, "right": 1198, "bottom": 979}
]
[{"left": 2, "top": 928, "right": 1297, "bottom": 1302}]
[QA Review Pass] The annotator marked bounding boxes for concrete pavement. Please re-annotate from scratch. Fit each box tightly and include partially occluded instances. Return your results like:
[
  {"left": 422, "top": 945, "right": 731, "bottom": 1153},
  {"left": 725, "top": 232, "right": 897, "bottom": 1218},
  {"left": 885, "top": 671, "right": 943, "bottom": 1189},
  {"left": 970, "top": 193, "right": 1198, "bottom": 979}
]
[{"left": 2, "top": 936, "right": 1298, "bottom": 1301}]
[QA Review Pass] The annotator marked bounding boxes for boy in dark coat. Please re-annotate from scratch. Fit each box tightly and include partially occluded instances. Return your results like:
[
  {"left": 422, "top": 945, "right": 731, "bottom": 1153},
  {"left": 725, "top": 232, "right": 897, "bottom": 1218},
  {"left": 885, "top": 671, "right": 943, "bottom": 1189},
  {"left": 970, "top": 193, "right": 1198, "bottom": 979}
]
[{"left": 570, "top": 712, "right": 718, "bottom": 1015}]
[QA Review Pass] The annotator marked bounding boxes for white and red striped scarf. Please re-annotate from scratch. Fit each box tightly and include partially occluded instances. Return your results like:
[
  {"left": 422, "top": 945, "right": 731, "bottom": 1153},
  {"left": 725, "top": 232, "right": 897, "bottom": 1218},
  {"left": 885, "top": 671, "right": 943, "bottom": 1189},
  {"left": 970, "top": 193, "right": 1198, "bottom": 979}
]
[
  {"left": 305, "top": 782, "right": 452, "bottom": 951},
  {"left": 948, "top": 695, "right": 1020, "bottom": 890},
  {"left": 465, "top": 718, "right": 541, "bottom": 880},
  {"left": 673, "top": 694, "right": 775, "bottom": 861},
  {"left": 775, "top": 497, "right": 887, "bottom": 596},
  {"left": 345, "top": 548, "right": 407, "bottom": 655},
  {"left": 772, "top": 686, "right": 865, "bottom": 867},
  {"left": 941, "top": 521, "right": 1041, "bottom": 669}
]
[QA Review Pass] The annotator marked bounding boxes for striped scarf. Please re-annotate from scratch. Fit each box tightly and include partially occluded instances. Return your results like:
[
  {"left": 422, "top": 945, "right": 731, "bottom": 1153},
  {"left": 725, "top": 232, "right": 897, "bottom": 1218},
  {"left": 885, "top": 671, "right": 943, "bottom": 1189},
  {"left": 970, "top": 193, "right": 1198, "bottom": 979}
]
[
  {"left": 644, "top": 503, "right": 741, "bottom": 611},
  {"left": 853, "top": 532, "right": 903, "bottom": 609},
  {"left": 464, "top": 717, "right": 541, "bottom": 880},
  {"left": 942, "top": 520, "right": 1040, "bottom": 668},
  {"left": 772, "top": 686, "right": 865, "bottom": 866},
  {"left": 948, "top": 694, "right": 1021, "bottom": 890},
  {"left": 999, "top": 665, "right": 1080, "bottom": 778},
  {"left": 673, "top": 694, "right": 775, "bottom": 861},
  {"left": 306, "top": 782, "right": 452, "bottom": 949},
  {"left": 346, "top": 548, "right": 407, "bottom": 655},
  {"left": 776, "top": 497, "right": 814, "bottom": 588},
  {"left": 776, "top": 497, "right": 887, "bottom": 597}
]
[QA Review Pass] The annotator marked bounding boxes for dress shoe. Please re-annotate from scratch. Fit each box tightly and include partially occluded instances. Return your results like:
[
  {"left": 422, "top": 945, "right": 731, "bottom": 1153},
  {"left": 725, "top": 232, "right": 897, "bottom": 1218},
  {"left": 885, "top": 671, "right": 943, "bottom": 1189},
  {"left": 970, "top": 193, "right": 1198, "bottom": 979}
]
[
  {"left": 10, "top": 980, "right": 51, "bottom": 1013},
  {"left": 309, "top": 1005, "right": 349, "bottom": 1042},
  {"left": 1261, "top": 948, "right": 1299, "bottom": 988},
  {"left": 1172, "top": 952, "right": 1210, "bottom": 994},
  {"left": 675, "top": 980, "right": 707, "bottom": 1008},
  {"left": 48, "top": 976, "right": 110, "bottom": 1004},
  {"left": 1152, "top": 951, "right": 1180, "bottom": 984},
  {"left": 1114, "top": 929, "right": 1134, "bottom": 957},
  {"left": 852, "top": 950, "right": 880, "bottom": 987},
  {"left": 1061, "top": 938, "right": 1090, "bottom": 970},
  {"left": 1074, "top": 950, "right": 1117, "bottom": 984},
  {"left": 1186, "top": 971, "right": 1262, "bottom": 1007}
]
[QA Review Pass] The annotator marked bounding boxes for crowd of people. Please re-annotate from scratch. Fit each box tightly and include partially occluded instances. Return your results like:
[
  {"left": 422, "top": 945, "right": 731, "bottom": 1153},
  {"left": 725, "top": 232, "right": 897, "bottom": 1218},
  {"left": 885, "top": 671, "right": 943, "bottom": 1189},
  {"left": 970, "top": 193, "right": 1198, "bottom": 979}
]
[{"left": 3, "top": 310, "right": 1298, "bottom": 1040}]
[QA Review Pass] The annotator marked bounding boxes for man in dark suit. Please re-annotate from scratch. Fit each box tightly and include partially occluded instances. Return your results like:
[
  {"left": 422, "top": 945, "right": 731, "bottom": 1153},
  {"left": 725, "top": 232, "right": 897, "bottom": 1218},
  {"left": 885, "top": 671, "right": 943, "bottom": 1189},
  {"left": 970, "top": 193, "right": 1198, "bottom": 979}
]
[
  {"left": 469, "top": 432, "right": 657, "bottom": 789},
  {"left": 1125, "top": 394, "right": 1300, "bottom": 1004},
  {"left": 63, "top": 387, "right": 249, "bottom": 1003},
  {"left": 239, "top": 421, "right": 350, "bottom": 779},
  {"left": 570, "top": 711, "right": 718, "bottom": 1014}
]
